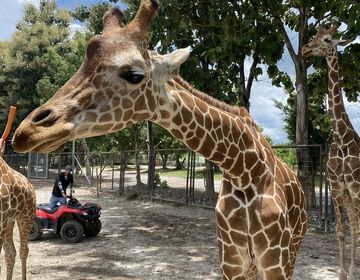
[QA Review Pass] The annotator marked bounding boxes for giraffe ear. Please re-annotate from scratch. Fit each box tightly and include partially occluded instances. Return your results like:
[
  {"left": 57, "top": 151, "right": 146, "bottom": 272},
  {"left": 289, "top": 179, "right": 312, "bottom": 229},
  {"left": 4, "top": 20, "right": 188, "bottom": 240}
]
[
  {"left": 151, "top": 47, "right": 191, "bottom": 83},
  {"left": 335, "top": 38, "right": 353, "bottom": 47},
  {"left": 164, "top": 47, "right": 191, "bottom": 72}
]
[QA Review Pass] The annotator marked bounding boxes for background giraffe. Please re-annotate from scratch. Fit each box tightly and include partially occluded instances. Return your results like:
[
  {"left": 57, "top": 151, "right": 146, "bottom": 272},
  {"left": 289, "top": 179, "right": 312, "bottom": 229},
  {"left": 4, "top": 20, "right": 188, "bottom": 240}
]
[
  {"left": 302, "top": 24, "right": 360, "bottom": 280},
  {"left": 0, "top": 138, "right": 36, "bottom": 280},
  {"left": 12, "top": 1, "right": 307, "bottom": 279}
]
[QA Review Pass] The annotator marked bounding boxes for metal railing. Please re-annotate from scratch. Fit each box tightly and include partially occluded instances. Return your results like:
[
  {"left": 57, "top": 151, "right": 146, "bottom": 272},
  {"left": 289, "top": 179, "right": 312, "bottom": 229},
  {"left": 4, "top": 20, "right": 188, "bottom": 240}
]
[{"left": 3, "top": 144, "right": 334, "bottom": 231}]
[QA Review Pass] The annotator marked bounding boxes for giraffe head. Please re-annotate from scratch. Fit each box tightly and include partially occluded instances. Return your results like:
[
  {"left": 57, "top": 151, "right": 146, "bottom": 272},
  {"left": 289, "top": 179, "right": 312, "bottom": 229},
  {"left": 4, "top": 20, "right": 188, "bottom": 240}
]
[
  {"left": 12, "top": 0, "right": 190, "bottom": 153},
  {"left": 302, "top": 23, "right": 351, "bottom": 57}
]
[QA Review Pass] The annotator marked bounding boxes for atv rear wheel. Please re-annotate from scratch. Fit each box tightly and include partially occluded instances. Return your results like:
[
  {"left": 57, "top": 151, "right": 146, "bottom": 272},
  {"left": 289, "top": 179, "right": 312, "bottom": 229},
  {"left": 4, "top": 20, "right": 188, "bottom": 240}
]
[
  {"left": 60, "top": 220, "right": 84, "bottom": 243},
  {"left": 85, "top": 219, "right": 102, "bottom": 237},
  {"left": 29, "top": 221, "right": 43, "bottom": 241}
]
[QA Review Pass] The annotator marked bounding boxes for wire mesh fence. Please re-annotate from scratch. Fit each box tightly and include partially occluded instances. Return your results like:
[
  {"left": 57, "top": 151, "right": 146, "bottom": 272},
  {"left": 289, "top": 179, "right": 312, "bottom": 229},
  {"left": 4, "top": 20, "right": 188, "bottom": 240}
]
[{"left": 3, "top": 144, "right": 334, "bottom": 231}]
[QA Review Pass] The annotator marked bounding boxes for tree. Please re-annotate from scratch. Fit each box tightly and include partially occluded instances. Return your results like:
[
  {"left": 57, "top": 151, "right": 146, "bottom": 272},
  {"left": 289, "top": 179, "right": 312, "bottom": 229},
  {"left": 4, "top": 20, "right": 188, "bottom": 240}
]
[
  {"left": 36, "top": 32, "right": 87, "bottom": 104},
  {"left": 255, "top": 0, "right": 360, "bottom": 209},
  {"left": 72, "top": 2, "right": 114, "bottom": 35},
  {"left": 154, "top": 126, "right": 186, "bottom": 169},
  {"left": 0, "top": 0, "right": 73, "bottom": 143}
]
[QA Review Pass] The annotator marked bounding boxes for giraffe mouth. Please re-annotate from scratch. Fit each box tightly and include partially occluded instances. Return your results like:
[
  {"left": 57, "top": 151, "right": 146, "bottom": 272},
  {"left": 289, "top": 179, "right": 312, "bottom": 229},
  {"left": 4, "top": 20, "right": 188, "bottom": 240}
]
[
  {"left": 30, "top": 138, "right": 69, "bottom": 153},
  {"left": 301, "top": 48, "right": 312, "bottom": 57},
  {"left": 12, "top": 122, "right": 72, "bottom": 153}
]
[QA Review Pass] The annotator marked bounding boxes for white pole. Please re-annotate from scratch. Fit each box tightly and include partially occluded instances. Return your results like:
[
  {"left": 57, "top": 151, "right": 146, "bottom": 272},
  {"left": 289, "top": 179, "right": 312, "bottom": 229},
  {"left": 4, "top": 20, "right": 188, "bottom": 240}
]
[{"left": 72, "top": 140, "right": 75, "bottom": 170}]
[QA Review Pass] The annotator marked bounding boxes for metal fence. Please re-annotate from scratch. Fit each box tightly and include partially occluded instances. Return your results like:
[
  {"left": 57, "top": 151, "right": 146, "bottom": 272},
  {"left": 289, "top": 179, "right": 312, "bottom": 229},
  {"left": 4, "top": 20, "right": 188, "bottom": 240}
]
[
  {"left": 272, "top": 145, "right": 334, "bottom": 231},
  {"left": 3, "top": 144, "right": 334, "bottom": 231}
]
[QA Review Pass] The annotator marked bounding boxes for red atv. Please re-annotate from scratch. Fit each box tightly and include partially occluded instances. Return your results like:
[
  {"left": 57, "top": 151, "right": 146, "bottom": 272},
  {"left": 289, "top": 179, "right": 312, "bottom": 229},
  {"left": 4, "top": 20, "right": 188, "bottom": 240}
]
[{"left": 29, "top": 188, "right": 102, "bottom": 243}]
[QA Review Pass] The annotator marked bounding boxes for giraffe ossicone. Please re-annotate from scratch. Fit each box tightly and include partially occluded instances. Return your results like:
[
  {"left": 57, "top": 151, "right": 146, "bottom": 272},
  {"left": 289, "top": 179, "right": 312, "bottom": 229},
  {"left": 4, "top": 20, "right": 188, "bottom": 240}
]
[
  {"left": 303, "top": 24, "right": 360, "bottom": 280},
  {"left": 13, "top": 1, "right": 307, "bottom": 279}
]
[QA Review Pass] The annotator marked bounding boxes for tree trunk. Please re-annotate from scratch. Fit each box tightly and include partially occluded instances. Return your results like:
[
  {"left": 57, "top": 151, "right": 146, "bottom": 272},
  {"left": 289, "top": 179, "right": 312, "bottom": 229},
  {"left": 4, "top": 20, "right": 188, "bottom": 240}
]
[
  {"left": 80, "top": 138, "right": 91, "bottom": 178},
  {"left": 295, "top": 71, "right": 316, "bottom": 209},
  {"left": 133, "top": 125, "right": 142, "bottom": 186},
  {"left": 160, "top": 153, "right": 168, "bottom": 170},
  {"left": 200, "top": 61, "right": 216, "bottom": 198},
  {"left": 147, "top": 121, "right": 155, "bottom": 192},
  {"left": 175, "top": 154, "right": 183, "bottom": 169}
]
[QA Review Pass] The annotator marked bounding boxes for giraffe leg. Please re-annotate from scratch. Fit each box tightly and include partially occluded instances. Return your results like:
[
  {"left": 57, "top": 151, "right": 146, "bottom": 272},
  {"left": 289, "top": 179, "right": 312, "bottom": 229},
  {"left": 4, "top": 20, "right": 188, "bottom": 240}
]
[
  {"left": 332, "top": 187, "right": 347, "bottom": 280},
  {"left": 218, "top": 243, "right": 253, "bottom": 280},
  {"left": 288, "top": 209, "right": 307, "bottom": 278},
  {"left": 216, "top": 181, "right": 253, "bottom": 280},
  {"left": 0, "top": 227, "right": 5, "bottom": 278},
  {"left": 17, "top": 217, "right": 32, "bottom": 280},
  {"left": 3, "top": 220, "right": 16, "bottom": 280},
  {"left": 260, "top": 253, "right": 289, "bottom": 280},
  {"left": 347, "top": 184, "right": 360, "bottom": 280}
]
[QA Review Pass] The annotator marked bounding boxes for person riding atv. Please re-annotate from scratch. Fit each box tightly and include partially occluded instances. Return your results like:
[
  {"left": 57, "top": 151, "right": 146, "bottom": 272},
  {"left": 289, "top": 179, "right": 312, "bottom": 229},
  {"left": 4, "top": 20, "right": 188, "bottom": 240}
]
[
  {"left": 30, "top": 179, "right": 102, "bottom": 243},
  {"left": 50, "top": 165, "right": 74, "bottom": 209}
]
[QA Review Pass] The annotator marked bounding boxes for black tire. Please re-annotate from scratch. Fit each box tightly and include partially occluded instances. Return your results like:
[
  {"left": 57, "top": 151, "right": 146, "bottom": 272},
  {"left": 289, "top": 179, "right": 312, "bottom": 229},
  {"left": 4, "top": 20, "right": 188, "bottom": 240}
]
[
  {"left": 60, "top": 220, "right": 84, "bottom": 243},
  {"left": 84, "top": 219, "right": 102, "bottom": 237},
  {"left": 29, "top": 221, "right": 43, "bottom": 241}
]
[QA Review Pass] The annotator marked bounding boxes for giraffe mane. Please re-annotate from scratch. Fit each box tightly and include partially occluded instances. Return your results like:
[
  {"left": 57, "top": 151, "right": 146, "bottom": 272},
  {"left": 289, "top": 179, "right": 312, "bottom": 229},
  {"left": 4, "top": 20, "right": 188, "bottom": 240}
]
[{"left": 172, "top": 75, "right": 249, "bottom": 118}]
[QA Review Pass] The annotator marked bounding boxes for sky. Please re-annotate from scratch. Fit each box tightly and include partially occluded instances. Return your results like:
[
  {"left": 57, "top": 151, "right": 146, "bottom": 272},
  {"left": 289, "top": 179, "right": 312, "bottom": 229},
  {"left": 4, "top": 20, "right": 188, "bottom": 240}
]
[{"left": 0, "top": 0, "right": 359, "bottom": 144}]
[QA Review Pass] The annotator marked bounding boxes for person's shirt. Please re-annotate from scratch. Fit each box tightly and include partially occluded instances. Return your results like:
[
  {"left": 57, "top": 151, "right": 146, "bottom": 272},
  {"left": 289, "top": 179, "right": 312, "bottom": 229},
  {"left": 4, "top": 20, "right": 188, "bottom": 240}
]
[{"left": 52, "top": 172, "right": 74, "bottom": 197}]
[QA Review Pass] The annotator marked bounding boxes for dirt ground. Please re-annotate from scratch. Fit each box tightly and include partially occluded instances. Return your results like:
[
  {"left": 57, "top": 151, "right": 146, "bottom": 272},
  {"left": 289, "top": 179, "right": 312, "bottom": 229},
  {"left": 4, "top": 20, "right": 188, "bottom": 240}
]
[{"left": 6, "top": 179, "right": 358, "bottom": 280}]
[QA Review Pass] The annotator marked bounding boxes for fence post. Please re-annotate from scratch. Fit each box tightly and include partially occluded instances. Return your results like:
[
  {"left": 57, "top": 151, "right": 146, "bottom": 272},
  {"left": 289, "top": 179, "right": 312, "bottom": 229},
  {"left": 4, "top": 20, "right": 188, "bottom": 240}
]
[
  {"left": 57, "top": 153, "right": 61, "bottom": 174},
  {"left": 147, "top": 121, "right": 155, "bottom": 198},
  {"left": 324, "top": 144, "right": 329, "bottom": 232},
  {"left": 185, "top": 151, "right": 191, "bottom": 205},
  {"left": 119, "top": 150, "right": 126, "bottom": 196},
  {"left": 185, "top": 150, "right": 196, "bottom": 206},
  {"left": 147, "top": 147, "right": 156, "bottom": 198},
  {"left": 99, "top": 153, "right": 102, "bottom": 190},
  {"left": 111, "top": 153, "right": 114, "bottom": 190},
  {"left": 319, "top": 145, "right": 323, "bottom": 229},
  {"left": 96, "top": 168, "right": 100, "bottom": 197},
  {"left": 191, "top": 151, "right": 195, "bottom": 205}
]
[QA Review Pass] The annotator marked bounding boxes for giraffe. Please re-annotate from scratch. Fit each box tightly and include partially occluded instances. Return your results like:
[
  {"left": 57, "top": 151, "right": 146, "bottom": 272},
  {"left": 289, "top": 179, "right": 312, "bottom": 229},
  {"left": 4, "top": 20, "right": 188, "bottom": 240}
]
[
  {"left": 12, "top": 1, "right": 307, "bottom": 279},
  {"left": 0, "top": 138, "right": 36, "bottom": 280},
  {"left": 302, "top": 24, "right": 360, "bottom": 280}
]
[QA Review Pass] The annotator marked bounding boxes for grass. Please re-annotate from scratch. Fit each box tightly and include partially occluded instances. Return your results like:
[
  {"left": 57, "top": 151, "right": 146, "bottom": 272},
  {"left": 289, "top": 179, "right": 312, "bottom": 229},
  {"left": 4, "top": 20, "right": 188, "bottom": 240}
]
[{"left": 156, "top": 168, "right": 222, "bottom": 181}]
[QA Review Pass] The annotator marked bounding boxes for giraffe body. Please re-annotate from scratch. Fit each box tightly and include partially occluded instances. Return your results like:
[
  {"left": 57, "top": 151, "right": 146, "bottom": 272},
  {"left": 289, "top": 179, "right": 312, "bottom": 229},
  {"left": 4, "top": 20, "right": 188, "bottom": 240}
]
[
  {"left": 12, "top": 1, "right": 307, "bottom": 279},
  {"left": 0, "top": 156, "right": 36, "bottom": 280},
  {"left": 303, "top": 24, "right": 360, "bottom": 280}
]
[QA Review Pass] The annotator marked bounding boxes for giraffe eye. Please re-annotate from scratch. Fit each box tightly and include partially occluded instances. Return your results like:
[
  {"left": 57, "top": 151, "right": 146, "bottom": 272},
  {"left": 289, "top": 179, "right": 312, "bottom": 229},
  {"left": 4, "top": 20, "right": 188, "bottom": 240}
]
[
  {"left": 324, "top": 38, "right": 331, "bottom": 43},
  {"left": 120, "top": 71, "right": 145, "bottom": 84}
]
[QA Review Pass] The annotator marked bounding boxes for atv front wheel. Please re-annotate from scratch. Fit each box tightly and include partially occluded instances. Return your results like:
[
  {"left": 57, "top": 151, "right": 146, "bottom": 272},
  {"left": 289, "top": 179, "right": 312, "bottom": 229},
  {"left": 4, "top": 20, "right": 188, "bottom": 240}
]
[
  {"left": 85, "top": 219, "right": 102, "bottom": 237},
  {"left": 60, "top": 220, "right": 84, "bottom": 243},
  {"left": 29, "top": 221, "right": 43, "bottom": 241}
]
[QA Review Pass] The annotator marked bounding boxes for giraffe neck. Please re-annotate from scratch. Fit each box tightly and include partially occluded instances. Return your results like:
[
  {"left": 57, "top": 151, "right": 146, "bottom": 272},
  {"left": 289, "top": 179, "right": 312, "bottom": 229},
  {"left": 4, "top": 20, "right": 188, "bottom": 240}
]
[
  {"left": 151, "top": 77, "right": 274, "bottom": 179},
  {"left": 326, "top": 55, "right": 356, "bottom": 145}
]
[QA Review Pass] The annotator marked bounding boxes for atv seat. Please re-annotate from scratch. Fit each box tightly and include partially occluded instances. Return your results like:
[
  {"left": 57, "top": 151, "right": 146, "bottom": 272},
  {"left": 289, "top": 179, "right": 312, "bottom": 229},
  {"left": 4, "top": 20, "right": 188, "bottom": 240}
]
[{"left": 37, "top": 203, "right": 58, "bottom": 214}]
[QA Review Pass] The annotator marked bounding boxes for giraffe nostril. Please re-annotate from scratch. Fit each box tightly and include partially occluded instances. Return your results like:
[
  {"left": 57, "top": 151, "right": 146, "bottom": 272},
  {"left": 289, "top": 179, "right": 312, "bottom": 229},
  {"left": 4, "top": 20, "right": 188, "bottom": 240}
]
[{"left": 31, "top": 109, "right": 53, "bottom": 124}]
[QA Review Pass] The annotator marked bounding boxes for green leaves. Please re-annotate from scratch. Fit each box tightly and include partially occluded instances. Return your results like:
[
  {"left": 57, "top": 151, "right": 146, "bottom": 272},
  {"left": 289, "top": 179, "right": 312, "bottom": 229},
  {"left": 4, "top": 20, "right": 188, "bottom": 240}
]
[
  {"left": 0, "top": 0, "right": 81, "bottom": 149},
  {"left": 72, "top": 2, "right": 113, "bottom": 35},
  {"left": 1, "top": 0, "right": 359, "bottom": 151}
]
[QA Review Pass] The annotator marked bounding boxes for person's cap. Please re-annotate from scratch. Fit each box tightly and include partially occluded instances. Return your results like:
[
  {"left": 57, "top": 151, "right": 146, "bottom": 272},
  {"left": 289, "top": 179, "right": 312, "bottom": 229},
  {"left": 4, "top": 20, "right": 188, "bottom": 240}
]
[{"left": 65, "top": 165, "right": 72, "bottom": 171}]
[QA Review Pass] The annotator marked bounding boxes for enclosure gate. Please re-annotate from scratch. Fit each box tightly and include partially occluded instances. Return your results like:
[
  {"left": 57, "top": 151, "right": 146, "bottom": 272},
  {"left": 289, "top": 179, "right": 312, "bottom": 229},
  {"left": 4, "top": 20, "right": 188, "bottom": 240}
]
[
  {"left": 28, "top": 153, "right": 48, "bottom": 178},
  {"left": 3, "top": 145, "right": 335, "bottom": 231}
]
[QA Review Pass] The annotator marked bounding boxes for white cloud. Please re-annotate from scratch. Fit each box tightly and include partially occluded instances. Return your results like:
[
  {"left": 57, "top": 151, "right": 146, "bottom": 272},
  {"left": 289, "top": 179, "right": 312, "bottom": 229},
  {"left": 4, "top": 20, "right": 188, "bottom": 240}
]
[
  {"left": 241, "top": 58, "right": 290, "bottom": 144},
  {"left": 0, "top": 0, "right": 39, "bottom": 40},
  {"left": 344, "top": 97, "right": 360, "bottom": 134},
  {"left": 250, "top": 79, "right": 289, "bottom": 144},
  {"left": 69, "top": 22, "right": 86, "bottom": 37}
]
